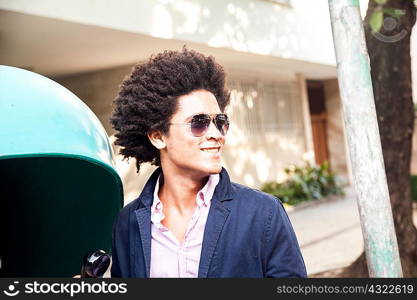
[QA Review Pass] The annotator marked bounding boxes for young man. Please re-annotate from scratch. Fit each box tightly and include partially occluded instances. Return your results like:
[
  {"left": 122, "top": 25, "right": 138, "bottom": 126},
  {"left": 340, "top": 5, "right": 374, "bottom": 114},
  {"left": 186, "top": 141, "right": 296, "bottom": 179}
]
[{"left": 110, "top": 48, "right": 307, "bottom": 278}]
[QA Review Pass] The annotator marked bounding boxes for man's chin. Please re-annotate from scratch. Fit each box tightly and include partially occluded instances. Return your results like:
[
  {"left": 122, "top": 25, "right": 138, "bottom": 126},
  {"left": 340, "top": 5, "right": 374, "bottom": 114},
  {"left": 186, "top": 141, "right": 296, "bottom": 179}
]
[
  {"left": 187, "top": 163, "right": 222, "bottom": 178},
  {"left": 208, "top": 165, "right": 222, "bottom": 174}
]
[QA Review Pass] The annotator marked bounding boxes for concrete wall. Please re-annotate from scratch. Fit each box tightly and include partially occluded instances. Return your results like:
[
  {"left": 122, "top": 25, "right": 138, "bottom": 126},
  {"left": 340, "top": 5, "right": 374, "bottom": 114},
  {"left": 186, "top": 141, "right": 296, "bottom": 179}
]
[
  {"left": 54, "top": 64, "right": 310, "bottom": 204},
  {"left": 0, "top": 0, "right": 336, "bottom": 67},
  {"left": 323, "top": 78, "right": 351, "bottom": 183},
  {"left": 222, "top": 77, "right": 307, "bottom": 187}
]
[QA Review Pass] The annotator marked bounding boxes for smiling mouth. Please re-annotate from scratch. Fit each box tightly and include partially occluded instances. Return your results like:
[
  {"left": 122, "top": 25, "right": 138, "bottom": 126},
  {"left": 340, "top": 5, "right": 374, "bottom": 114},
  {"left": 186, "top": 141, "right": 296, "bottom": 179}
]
[{"left": 201, "top": 147, "right": 221, "bottom": 153}]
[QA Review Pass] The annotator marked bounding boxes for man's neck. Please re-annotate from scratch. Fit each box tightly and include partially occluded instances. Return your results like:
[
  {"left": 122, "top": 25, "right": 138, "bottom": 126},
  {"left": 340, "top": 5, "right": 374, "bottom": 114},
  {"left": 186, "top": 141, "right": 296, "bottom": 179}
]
[{"left": 158, "top": 168, "right": 208, "bottom": 214}]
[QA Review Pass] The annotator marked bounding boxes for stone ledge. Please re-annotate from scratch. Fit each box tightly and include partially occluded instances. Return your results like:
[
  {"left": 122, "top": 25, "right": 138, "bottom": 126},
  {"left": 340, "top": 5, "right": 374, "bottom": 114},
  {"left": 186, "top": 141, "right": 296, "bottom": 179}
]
[
  {"left": 285, "top": 193, "right": 343, "bottom": 214},
  {"left": 284, "top": 187, "right": 417, "bottom": 214}
]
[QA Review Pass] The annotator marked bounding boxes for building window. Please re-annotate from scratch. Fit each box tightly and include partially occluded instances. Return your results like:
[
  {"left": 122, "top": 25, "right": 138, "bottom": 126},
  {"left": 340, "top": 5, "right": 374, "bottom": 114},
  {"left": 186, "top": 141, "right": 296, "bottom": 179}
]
[{"left": 227, "top": 80, "right": 304, "bottom": 140}]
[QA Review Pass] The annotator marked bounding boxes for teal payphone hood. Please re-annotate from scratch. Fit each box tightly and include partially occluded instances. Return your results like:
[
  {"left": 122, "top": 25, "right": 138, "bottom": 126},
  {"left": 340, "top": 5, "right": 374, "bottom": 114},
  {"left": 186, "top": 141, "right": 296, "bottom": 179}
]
[{"left": 0, "top": 65, "right": 123, "bottom": 277}]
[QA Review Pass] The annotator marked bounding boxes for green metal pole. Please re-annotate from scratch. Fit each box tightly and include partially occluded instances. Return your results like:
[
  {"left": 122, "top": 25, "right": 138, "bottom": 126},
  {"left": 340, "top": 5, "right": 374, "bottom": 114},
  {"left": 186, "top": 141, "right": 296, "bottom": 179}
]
[{"left": 327, "top": 0, "right": 402, "bottom": 277}]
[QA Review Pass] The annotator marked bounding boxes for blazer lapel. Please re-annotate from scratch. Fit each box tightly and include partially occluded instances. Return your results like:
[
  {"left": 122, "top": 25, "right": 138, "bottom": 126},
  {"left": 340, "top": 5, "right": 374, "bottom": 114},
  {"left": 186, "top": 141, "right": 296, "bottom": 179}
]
[
  {"left": 198, "top": 168, "right": 234, "bottom": 278},
  {"left": 198, "top": 201, "right": 230, "bottom": 278},
  {"left": 131, "top": 168, "right": 161, "bottom": 278},
  {"left": 135, "top": 207, "right": 151, "bottom": 277}
]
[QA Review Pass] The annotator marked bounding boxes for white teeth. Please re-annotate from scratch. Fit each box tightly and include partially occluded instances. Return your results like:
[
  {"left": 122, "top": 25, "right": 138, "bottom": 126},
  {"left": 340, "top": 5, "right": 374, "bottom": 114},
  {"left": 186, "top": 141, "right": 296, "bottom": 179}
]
[{"left": 201, "top": 148, "right": 219, "bottom": 153}]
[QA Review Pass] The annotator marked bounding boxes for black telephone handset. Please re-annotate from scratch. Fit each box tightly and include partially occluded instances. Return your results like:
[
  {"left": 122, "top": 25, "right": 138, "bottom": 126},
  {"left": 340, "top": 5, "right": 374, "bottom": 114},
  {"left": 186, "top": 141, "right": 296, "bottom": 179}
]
[{"left": 80, "top": 250, "right": 111, "bottom": 278}]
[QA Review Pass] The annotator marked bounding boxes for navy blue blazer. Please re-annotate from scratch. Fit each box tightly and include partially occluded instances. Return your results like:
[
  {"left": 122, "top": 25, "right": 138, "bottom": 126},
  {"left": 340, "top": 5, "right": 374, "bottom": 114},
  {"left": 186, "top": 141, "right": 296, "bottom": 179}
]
[{"left": 111, "top": 168, "right": 307, "bottom": 278}]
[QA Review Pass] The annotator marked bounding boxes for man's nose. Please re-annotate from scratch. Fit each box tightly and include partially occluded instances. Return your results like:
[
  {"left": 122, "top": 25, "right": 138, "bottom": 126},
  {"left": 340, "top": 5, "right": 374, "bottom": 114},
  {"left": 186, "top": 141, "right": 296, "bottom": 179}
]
[{"left": 205, "top": 120, "right": 222, "bottom": 139}]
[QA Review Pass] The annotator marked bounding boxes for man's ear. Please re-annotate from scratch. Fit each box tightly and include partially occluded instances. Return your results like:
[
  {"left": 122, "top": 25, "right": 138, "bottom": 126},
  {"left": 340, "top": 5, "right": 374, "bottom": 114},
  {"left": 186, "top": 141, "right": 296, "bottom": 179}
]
[{"left": 147, "top": 130, "right": 167, "bottom": 150}]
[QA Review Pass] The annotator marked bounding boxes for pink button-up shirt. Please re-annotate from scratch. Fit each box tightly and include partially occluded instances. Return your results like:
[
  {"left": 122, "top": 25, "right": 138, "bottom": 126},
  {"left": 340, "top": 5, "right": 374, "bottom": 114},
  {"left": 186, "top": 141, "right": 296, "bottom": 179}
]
[{"left": 149, "top": 174, "right": 219, "bottom": 278}]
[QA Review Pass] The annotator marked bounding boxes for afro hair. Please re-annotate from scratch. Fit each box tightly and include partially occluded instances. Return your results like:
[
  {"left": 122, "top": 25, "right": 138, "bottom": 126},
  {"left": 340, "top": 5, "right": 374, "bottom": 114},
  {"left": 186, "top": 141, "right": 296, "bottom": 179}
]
[{"left": 110, "top": 48, "right": 230, "bottom": 172}]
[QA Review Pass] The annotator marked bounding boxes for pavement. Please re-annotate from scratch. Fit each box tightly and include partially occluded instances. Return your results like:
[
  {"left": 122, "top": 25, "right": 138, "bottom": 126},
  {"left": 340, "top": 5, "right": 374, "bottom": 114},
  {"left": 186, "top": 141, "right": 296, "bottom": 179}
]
[{"left": 286, "top": 186, "right": 417, "bottom": 276}]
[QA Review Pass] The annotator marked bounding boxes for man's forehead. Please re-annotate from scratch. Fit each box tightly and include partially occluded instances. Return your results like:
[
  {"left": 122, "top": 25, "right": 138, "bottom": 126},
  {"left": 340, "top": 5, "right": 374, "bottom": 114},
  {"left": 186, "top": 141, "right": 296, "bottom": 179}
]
[{"left": 174, "top": 91, "right": 221, "bottom": 118}]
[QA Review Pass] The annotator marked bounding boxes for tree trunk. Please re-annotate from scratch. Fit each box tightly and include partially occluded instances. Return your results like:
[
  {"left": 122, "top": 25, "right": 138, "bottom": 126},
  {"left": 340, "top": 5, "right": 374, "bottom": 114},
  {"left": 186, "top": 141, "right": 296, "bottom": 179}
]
[{"left": 341, "top": 0, "right": 417, "bottom": 277}]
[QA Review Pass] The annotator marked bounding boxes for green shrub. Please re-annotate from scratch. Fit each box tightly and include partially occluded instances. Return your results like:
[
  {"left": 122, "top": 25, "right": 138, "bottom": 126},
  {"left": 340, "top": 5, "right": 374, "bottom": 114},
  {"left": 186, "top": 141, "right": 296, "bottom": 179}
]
[{"left": 261, "top": 161, "right": 345, "bottom": 206}]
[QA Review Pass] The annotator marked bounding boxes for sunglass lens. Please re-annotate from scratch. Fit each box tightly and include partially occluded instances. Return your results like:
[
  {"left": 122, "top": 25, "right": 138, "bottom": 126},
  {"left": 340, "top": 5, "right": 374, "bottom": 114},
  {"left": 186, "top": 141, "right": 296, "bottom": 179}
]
[
  {"left": 215, "top": 114, "right": 229, "bottom": 136},
  {"left": 190, "top": 114, "right": 229, "bottom": 136},
  {"left": 190, "top": 114, "right": 211, "bottom": 136}
]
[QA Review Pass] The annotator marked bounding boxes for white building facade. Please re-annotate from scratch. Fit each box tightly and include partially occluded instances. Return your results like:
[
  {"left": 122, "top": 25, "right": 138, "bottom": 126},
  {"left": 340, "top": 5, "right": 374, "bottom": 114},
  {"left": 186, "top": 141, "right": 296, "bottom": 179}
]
[{"left": 1, "top": 0, "right": 352, "bottom": 203}]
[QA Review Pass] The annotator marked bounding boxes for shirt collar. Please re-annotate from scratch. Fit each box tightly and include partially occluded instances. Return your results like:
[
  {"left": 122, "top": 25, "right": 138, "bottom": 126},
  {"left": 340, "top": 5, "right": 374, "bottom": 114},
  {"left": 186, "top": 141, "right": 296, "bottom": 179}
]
[
  {"left": 151, "top": 174, "right": 163, "bottom": 217},
  {"left": 151, "top": 173, "right": 220, "bottom": 216},
  {"left": 198, "top": 173, "right": 220, "bottom": 207}
]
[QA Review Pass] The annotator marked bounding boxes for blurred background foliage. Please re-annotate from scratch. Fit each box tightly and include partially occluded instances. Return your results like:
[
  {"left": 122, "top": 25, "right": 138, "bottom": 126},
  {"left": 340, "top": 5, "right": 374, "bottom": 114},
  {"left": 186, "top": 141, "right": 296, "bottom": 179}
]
[{"left": 261, "top": 161, "right": 345, "bottom": 206}]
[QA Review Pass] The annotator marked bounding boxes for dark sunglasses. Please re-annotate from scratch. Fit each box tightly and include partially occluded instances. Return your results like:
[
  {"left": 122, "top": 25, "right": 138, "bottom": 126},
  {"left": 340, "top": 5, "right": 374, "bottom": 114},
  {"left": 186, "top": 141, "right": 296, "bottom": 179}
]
[{"left": 170, "top": 113, "right": 230, "bottom": 137}]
